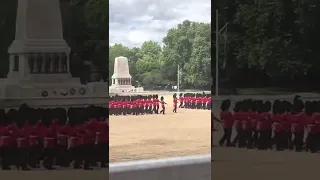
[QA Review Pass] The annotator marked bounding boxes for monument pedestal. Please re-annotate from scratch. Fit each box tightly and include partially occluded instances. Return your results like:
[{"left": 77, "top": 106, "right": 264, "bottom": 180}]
[
  {"left": 0, "top": 80, "right": 108, "bottom": 108},
  {"left": 0, "top": 0, "right": 108, "bottom": 108},
  {"left": 109, "top": 56, "right": 144, "bottom": 94},
  {"left": 109, "top": 84, "right": 143, "bottom": 94}
]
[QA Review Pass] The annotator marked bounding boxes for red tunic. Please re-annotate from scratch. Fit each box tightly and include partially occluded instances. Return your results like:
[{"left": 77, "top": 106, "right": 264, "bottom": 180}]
[
  {"left": 0, "top": 126, "right": 12, "bottom": 147},
  {"left": 43, "top": 127, "right": 55, "bottom": 148},
  {"left": 68, "top": 127, "right": 81, "bottom": 148},
  {"left": 80, "top": 130, "right": 94, "bottom": 145},
  {"left": 173, "top": 98, "right": 178, "bottom": 106},
  {"left": 16, "top": 129, "right": 29, "bottom": 149},
  {"left": 220, "top": 111, "right": 234, "bottom": 129}
]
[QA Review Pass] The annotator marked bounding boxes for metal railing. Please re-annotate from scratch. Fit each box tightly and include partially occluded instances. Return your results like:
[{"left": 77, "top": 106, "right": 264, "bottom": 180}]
[{"left": 109, "top": 154, "right": 211, "bottom": 180}]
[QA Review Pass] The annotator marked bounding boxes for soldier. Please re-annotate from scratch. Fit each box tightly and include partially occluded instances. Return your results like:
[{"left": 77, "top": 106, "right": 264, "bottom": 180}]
[
  {"left": 95, "top": 118, "right": 108, "bottom": 168},
  {"left": 68, "top": 118, "right": 82, "bottom": 169},
  {"left": 219, "top": 99, "right": 233, "bottom": 147},
  {"left": 79, "top": 123, "right": 95, "bottom": 170},
  {"left": 0, "top": 112, "right": 13, "bottom": 170},
  {"left": 16, "top": 120, "right": 30, "bottom": 170},
  {"left": 207, "top": 94, "right": 212, "bottom": 110},
  {"left": 178, "top": 93, "right": 184, "bottom": 108},
  {"left": 155, "top": 95, "right": 160, "bottom": 114},
  {"left": 42, "top": 117, "right": 56, "bottom": 170},
  {"left": 159, "top": 96, "right": 167, "bottom": 114},
  {"left": 56, "top": 115, "right": 70, "bottom": 167},
  {"left": 173, "top": 93, "right": 178, "bottom": 113},
  {"left": 148, "top": 95, "right": 153, "bottom": 114}
]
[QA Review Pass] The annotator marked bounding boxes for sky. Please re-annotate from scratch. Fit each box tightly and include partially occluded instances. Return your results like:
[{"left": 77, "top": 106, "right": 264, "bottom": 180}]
[{"left": 109, "top": 0, "right": 211, "bottom": 48}]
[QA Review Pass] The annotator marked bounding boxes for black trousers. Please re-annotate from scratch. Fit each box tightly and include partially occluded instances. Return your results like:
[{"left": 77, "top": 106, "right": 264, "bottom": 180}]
[
  {"left": 232, "top": 128, "right": 242, "bottom": 146},
  {"left": 160, "top": 106, "right": 165, "bottom": 114},
  {"left": 273, "top": 131, "right": 285, "bottom": 150},
  {"left": 69, "top": 146, "right": 82, "bottom": 168},
  {"left": 173, "top": 105, "right": 177, "bottom": 113},
  {"left": 293, "top": 131, "right": 304, "bottom": 151},
  {"left": 43, "top": 147, "right": 55, "bottom": 168},
  {"left": 219, "top": 128, "right": 232, "bottom": 146},
  {"left": 82, "top": 144, "right": 94, "bottom": 168},
  {"left": 16, "top": 147, "right": 29, "bottom": 169},
  {"left": 100, "top": 144, "right": 109, "bottom": 167},
  {"left": 258, "top": 130, "right": 269, "bottom": 150},
  {"left": 0, "top": 147, "right": 12, "bottom": 169},
  {"left": 56, "top": 145, "right": 69, "bottom": 167}
]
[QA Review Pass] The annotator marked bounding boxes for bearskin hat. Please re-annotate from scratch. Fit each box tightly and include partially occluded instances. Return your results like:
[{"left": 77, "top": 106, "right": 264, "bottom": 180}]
[
  {"left": 160, "top": 96, "right": 164, "bottom": 101},
  {"left": 173, "top": 93, "right": 177, "bottom": 98}
]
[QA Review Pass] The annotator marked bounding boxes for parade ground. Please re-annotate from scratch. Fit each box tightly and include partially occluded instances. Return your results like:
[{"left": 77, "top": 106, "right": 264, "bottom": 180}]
[{"left": 109, "top": 94, "right": 211, "bottom": 163}]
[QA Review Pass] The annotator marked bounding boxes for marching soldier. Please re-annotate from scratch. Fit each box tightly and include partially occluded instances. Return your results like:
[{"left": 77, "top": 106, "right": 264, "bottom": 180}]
[
  {"left": 173, "top": 93, "right": 178, "bottom": 113},
  {"left": 159, "top": 96, "right": 167, "bottom": 114}
]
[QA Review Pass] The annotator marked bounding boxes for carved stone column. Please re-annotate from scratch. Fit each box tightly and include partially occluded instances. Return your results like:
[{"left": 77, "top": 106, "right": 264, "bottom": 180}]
[
  {"left": 49, "top": 53, "right": 54, "bottom": 73},
  {"left": 44, "top": 53, "right": 50, "bottom": 73},
  {"left": 58, "top": 52, "right": 63, "bottom": 73},
  {"left": 53, "top": 53, "right": 59, "bottom": 73},
  {"left": 36, "top": 53, "right": 42, "bottom": 73},
  {"left": 28, "top": 53, "right": 34, "bottom": 73},
  {"left": 34, "top": 54, "right": 38, "bottom": 73},
  {"left": 62, "top": 52, "right": 67, "bottom": 73},
  {"left": 40, "top": 53, "right": 45, "bottom": 73}
]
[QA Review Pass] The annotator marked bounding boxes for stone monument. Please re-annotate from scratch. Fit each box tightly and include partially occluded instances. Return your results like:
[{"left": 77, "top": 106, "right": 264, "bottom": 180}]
[
  {"left": 0, "top": 0, "right": 108, "bottom": 108},
  {"left": 109, "top": 56, "right": 143, "bottom": 94}
]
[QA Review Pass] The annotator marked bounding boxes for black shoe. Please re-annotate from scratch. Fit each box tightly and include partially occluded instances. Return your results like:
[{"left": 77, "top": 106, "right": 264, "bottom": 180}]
[
  {"left": 84, "top": 166, "right": 93, "bottom": 170},
  {"left": 44, "top": 165, "right": 55, "bottom": 170},
  {"left": 22, "top": 167, "right": 31, "bottom": 171}
]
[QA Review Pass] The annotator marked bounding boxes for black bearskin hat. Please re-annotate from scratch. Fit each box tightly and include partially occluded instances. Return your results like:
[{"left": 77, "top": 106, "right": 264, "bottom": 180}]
[
  {"left": 173, "top": 93, "right": 177, "bottom": 98},
  {"left": 160, "top": 96, "right": 164, "bottom": 101}
]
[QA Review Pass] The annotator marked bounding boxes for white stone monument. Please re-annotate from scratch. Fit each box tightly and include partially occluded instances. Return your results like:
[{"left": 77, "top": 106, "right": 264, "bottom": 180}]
[
  {"left": 109, "top": 56, "right": 143, "bottom": 94},
  {"left": 0, "top": 0, "right": 108, "bottom": 108}
]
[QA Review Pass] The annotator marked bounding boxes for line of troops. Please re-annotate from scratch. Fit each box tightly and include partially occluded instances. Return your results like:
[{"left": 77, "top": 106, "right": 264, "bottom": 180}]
[
  {"left": 109, "top": 94, "right": 163, "bottom": 115},
  {"left": 218, "top": 96, "right": 320, "bottom": 152},
  {"left": 109, "top": 93, "right": 212, "bottom": 116},
  {"left": 179, "top": 93, "right": 212, "bottom": 110},
  {"left": 0, "top": 104, "right": 108, "bottom": 170}
]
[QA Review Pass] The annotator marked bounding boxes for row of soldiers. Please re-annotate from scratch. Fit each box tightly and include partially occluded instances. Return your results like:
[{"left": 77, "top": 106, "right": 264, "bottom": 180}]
[
  {"left": 179, "top": 93, "right": 211, "bottom": 110},
  {"left": 109, "top": 94, "right": 167, "bottom": 115},
  {"left": 218, "top": 96, "right": 320, "bottom": 152},
  {"left": 0, "top": 104, "right": 108, "bottom": 170}
]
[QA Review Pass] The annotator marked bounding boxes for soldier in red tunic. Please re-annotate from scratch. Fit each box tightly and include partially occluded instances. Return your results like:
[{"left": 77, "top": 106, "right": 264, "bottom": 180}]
[
  {"left": 68, "top": 121, "right": 82, "bottom": 169},
  {"left": 95, "top": 119, "right": 109, "bottom": 168},
  {"left": 42, "top": 122, "right": 56, "bottom": 170},
  {"left": 81, "top": 127, "right": 95, "bottom": 170},
  {"left": 173, "top": 93, "right": 178, "bottom": 113},
  {"left": 0, "top": 119, "right": 13, "bottom": 170},
  {"left": 178, "top": 93, "right": 184, "bottom": 108},
  {"left": 16, "top": 122, "right": 30, "bottom": 171},
  {"left": 56, "top": 118, "right": 70, "bottom": 167},
  {"left": 159, "top": 96, "right": 167, "bottom": 114}
]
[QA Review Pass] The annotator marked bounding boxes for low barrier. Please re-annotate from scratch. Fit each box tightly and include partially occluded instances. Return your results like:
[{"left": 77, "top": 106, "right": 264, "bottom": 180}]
[{"left": 109, "top": 154, "right": 211, "bottom": 180}]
